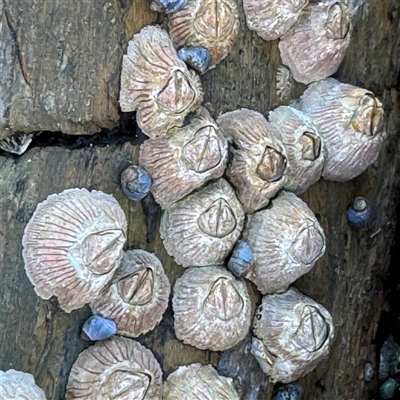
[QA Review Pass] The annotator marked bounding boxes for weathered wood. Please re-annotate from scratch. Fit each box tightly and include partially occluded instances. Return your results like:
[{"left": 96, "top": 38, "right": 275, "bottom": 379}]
[
  {"left": 0, "top": 0, "right": 152, "bottom": 140},
  {"left": 0, "top": 0, "right": 400, "bottom": 399}
]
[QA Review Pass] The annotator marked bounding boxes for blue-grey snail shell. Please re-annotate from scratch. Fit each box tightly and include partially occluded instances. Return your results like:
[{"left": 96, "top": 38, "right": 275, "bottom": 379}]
[
  {"left": 178, "top": 46, "right": 212, "bottom": 75},
  {"left": 160, "top": 0, "right": 187, "bottom": 12},
  {"left": 82, "top": 315, "right": 117, "bottom": 341},
  {"left": 380, "top": 378, "right": 398, "bottom": 400},
  {"left": 347, "top": 197, "right": 371, "bottom": 228},
  {"left": 227, "top": 240, "right": 254, "bottom": 278},
  {"left": 273, "top": 383, "right": 304, "bottom": 400},
  {"left": 121, "top": 165, "right": 152, "bottom": 201}
]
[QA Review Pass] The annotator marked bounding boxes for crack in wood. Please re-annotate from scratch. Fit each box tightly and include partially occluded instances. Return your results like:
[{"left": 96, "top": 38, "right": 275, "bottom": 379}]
[{"left": 3, "top": 0, "right": 31, "bottom": 87}]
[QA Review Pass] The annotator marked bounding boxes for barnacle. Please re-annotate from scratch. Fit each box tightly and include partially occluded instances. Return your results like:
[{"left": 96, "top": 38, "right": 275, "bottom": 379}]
[
  {"left": 91, "top": 250, "right": 170, "bottom": 338},
  {"left": 252, "top": 288, "right": 334, "bottom": 383},
  {"left": 160, "top": 179, "right": 244, "bottom": 267},
  {"left": 172, "top": 266, "right": 251, "bottom": 351},
  {"left": 139, "top": 107, "right": 228, "bottom": 209},
  {"left": 242, "top": 191, "right": 325, "bottom": 294},
  {"left": 300, "top": 78, "right": 386, "bottom": 181},
  {"left": 22, "top": 188, "right": 127, "bottom": 312},
  {"left": 168, "top": 0, "right": 239, "bottom": 66},
  {"left": 66, "top": 337, "right": 162, "bottom": 400},
  {"left": 217, "top": 109, "right": 288, "bottom": 213},
  {"left": 120, "top": 26, "right": 203, "bottom": 138},
  {"left": 279, "top": 1, "right": 352, "bottom": 84},
  {"left": 163, "top": 364, "right": 240, "bottom": 399}
]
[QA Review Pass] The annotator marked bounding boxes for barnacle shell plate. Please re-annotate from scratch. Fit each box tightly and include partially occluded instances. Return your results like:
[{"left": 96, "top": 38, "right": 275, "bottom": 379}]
[
  {"left": 163, "top": 364, "right": 240, "bottom": 399},
  {"left": 91, "top": 250, "right": 171, "bottom": 338},
  {"left": 120, "top": 26, "right": 203, "bottom": 138},
  {"left": 279, "top": 1, "right": 352, "bottom": 84},
  {"left": 160, "top": 179, "right": 245, "bottom": 268},
  {"left": 244, "top": 0, "right": 308, "bottom": 41},
  {"left": 300, "top": 78, "right": 386, "bottom": 181},
  {"left": 66, "top": 337, "right": 163, "bottom": 400},
  {"left": 242, "top": 191, "right": 325, "bottom": 294},
  {"left": 217, "top": 109, "right": 288, "bottom": 214},
  {"left": 269, "top": 106, "right": 324, "bottom": 194},
  {"left": 22, "top": 188, "right": 127, "bottom": 313},
  {"left": 168, "top": 0, "right": 239, "bottom": 67},
  {"left": 173, "top": 266, "right": 251, "bottom": 351},
  {"left": 139, "top": 107, "right": 228, "bottom": 209},
  {"left": 252, "top": 288, "right": 334, "bottom": 383},
  {"left": 0, "top": 369, "right": 47, "bottom": 400}
]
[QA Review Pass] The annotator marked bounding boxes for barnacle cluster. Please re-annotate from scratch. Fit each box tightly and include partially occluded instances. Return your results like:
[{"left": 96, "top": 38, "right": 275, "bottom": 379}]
[{"left": 13, "top": 0, "right": 388, "bottom": 398}]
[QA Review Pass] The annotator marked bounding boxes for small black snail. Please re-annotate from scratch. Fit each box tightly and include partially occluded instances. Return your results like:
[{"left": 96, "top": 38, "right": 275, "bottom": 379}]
[
  {"left": 273, "top": 383, "right": 304, "bottom": 400},
  {"left": 347, "top": 196, "right": 371, "bottom": 227},
  {"left": 227, "top": 240, "right": 254, "bottom": 278},
  {"left": 82, "top": 316, "right": 117, "bottom": 341},
  {"left": 121, "top": 165, "right": 152, "bottom": 201},
  {"left": 178, "top": 46, "right": 212, "bottom": 75}
]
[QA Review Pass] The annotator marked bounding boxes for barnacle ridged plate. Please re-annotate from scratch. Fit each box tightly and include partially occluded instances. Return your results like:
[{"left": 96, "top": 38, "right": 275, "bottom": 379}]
[
  {"left": 279, "top": 1, "right": 352, "bottom": 84},
  {"left": 22, "top": 188, "right": 127, "bottom": 313},
  {"left": 300, "top": 78, "right": 386, "bottom": 181},
  {"left": 66, "top": 337, "right": 162, "bottom": 400},
  {"left": 168, "top": 0, "right": 239, "bottom": 67},
  {"left": 242, "top": 191, "right": 325, "bottom": 294},
  {"left": 244, "top": 0, "right": 308, "bottom": 41},
  {"left": 173, "top": 266, "right": 251, "bottom": 351},
  {"left": 0, "top": 370, "right": 47, "bottom": 400},
  {"left": 91, "top": 250, "right": 171, "bottom": 338},
  {"left": 163, "top": 364, "right": 240, "bottom": 399},
  {"left": 269, "top": 105, "right": 325, "bottom": 194},
  {"left": 160, "top": 179, "right": 245, "bottom": 268},
  {"left": 252, "top": 288, "right": 334, "bottom": 383},
  {"left": 119, "top": 25, "right": 203, "bottom": 138},
  {"left": 139, "top": 107, "right": 228, "bottom": 209},
  {"left": 217, "top": 108, "right": 288, "bottom": 214}
]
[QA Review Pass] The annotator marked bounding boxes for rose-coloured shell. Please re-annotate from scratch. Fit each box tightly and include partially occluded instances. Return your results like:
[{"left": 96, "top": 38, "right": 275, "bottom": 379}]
[
  {"left": 252, "top": 288, "right": 334, "bottom": 383},
  {"left": 91, "top": 250, "right": 171, "bottom": 338},
  {"left": 279, "top": 1, "right": 352, "bottom": 84},
  {"left": 244, "top": 0, "right": 308, "bottom": 41},
  {"left": 160, "top": 179, "right": 245, "bottom": 267},
  {"left": 0, "top": 370, "right": 47, "bottom": 400},
  {"left": 164, "top": 364, "right": 240, "bottom": 399},
  {"left": 269, "top": 106, "right": 325, "bottom": 194},
  {"left": 299, "top": 78, "right": 386, "bottom": 182},
  {"left": 242, "top": 191, "right": 325, "bottom": 294},
  {"left": 66, "top": 337, "right": 162, "bottom": 400},
  {"left": 168, "top": 0, "right": 239, "bottom": 67},
  {"left": 139, "top": 107, "right": 228, "bottom": 209},
  {"left": 120, "top": 26, "right": 203, "bottom": 138},
  {"left": 217, "top": 109, "right": 288, "bottom": 214},
  {"left": 173, "top": 266, "right": 251, "bottom": 351},
  {"left": 22, "top": 188, "right": 127, "bottom": 313}
]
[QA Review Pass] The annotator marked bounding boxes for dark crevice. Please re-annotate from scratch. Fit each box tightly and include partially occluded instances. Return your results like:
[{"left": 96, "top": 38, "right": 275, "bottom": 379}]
[{"left": 0, "top": 113, "right": 149, "bottom": 157}]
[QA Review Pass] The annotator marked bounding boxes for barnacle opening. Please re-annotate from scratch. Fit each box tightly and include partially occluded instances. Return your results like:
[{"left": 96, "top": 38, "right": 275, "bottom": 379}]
[
  {"left": 117, "top": 268, "right": 154, "bottom": 305},
  {"left": 293, "top": 305, "right": 329, "bottom": 352},
  {"left": 256, "top": 146, "right": 287, "bottom": 182},
  {"left": 203, "top": 277, "right": 243, "bottom": 320},
  {"left": 351, "top": 93, "right": 384, "bottom": 136},
  {"left": 288, "top": 223, "right": 325, "bottom": 265},
  {"left": 182, "top": 126, "right": 222, "bottom": 172},
  {"left": 326, "top": 2, "right": 350, "bottom": 40},
  {"left": 193, "top": 0, "right": 236, "bottom": 41},
  {"left": 157, "top": 70, "right": 196, "bottom": 114},
  {"left": 81, "top": 229, "right": 125, "bottom": 275},
  {"left": 198, "top": 198, "right": 237, "bottom": 238},
  {"left": 105, "top": 370, "right": 151, "bottom": 399},
  {"left": 300, "top": 132, "right": 321, "bottom": 161}
]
